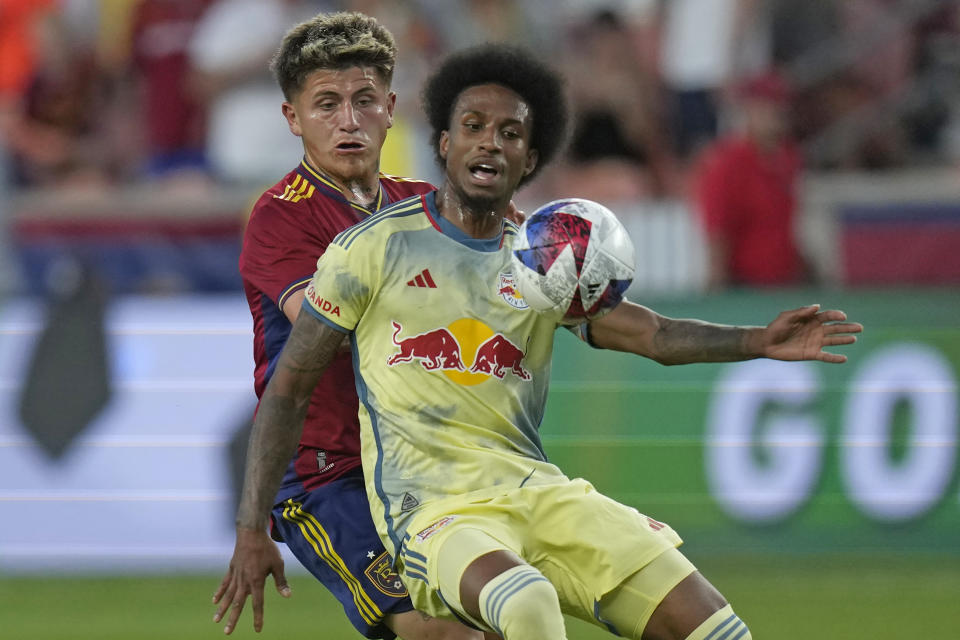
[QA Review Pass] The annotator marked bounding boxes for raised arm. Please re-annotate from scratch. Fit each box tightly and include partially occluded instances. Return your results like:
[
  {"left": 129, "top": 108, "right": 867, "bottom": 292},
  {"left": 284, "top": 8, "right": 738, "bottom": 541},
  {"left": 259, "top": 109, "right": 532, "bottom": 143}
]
[
  {"left": 588, "top": 301, "right": 862, "bottom": 365},
  {"left": 213, "top": 310, "right": 345, "bottom": 634}
]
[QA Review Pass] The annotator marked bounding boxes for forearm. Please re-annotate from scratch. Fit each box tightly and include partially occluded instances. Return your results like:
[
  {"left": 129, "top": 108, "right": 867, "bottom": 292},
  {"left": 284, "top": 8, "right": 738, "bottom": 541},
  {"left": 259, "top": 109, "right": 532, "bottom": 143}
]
[
  {"left": 235, "top": 392, "right": 310, "bottom": 531},
  {"left": 591, "top": 301, "right": 860, "bottom": 365},
  {"left": 589, "top": 301, "right": 764, "bottom": 364},
  {"left": 651, "top": 317, "right": 764, "bottom": 365},
  {"left": 234, "top": 311, "right": 345, "bottom": 531}
]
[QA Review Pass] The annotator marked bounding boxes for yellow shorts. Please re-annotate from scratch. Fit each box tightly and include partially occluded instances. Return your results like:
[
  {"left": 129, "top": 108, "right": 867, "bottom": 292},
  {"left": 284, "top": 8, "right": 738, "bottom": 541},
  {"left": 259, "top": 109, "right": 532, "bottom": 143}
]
[{"left": 397, "top": 478, "right": 683, "bottom": 626}]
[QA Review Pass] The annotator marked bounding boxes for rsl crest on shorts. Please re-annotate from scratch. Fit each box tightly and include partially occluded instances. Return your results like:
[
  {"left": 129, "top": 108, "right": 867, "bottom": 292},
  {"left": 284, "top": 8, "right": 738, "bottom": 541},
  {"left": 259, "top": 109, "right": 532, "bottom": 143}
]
[
  {"left": 364, "top": 550, "right": 407, "bottom": 597},
  {"left": 303, "top": 191, "right": 571, "bottom": 556}
]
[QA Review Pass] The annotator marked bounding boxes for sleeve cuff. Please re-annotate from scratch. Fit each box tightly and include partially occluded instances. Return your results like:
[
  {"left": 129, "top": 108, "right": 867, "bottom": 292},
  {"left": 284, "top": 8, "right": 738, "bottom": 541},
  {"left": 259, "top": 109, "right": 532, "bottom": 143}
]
[{"left": 301, "top": 297, "right": 351, "bottom": 333}]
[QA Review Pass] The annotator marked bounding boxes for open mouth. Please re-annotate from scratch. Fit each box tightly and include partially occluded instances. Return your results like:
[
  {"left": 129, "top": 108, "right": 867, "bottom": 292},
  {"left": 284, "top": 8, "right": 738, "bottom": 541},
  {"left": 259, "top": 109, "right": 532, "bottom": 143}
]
[
  {"left": 469, "top": 162, "right": 500, "bottom": 182},
  {"left": 336, "top": 142, "right": 365, "bottom": 151}
]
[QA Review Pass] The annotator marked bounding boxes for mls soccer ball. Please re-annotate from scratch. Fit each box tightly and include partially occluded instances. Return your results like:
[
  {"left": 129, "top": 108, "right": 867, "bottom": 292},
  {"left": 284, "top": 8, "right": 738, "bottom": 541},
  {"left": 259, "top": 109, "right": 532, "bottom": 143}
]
[{"left": 510, "top": 198, "right": 635, "bottom": 324}]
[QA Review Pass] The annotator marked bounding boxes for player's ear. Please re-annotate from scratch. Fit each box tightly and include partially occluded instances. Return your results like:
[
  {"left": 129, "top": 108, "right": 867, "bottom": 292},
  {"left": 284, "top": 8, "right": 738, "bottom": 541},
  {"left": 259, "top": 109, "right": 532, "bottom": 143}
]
[
  {"left": 282, "top": 102, "right": 302, "bottom": 137},
  {"left": 523, "top": 149, "right": 539, "bottom": 177},
  {"left": 385, "top": 91, "right": 397, "bottom": 129},
  {"left": 439, "top": 130, "right": 449, "bottom": 159}
]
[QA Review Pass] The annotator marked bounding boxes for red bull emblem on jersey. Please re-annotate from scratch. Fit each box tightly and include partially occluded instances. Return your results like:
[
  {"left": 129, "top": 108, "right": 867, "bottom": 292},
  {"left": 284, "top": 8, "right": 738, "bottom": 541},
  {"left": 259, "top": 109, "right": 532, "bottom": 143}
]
[
  {"left": 387, "top": 318, "right": 530, "bottom": 385},
  {"left": 497, "top": 272, "right": 529, "bottom": 310},
  {"left": 469, "top": 334, "right": 531, "bottom": 380},
  {"left": 387, "top": 321, "right": 465, "bottom": 371}
]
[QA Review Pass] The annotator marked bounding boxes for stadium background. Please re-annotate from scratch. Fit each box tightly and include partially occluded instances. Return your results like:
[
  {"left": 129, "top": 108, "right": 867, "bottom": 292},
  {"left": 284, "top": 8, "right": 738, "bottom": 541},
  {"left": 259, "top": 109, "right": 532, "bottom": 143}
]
[{"left": 1, "top": 1, "right": 959, "bottom": 638}]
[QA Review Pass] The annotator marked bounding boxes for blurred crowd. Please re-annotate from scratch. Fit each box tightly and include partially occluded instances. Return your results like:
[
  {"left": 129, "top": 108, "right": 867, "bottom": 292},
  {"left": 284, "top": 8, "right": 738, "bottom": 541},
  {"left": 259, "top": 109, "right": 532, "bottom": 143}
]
[
  {"left": 2, "top": 0, "right": 959, "bottom": 193},
  {"left": 1, "top": 0, "right": 959, "bottom": 294}
]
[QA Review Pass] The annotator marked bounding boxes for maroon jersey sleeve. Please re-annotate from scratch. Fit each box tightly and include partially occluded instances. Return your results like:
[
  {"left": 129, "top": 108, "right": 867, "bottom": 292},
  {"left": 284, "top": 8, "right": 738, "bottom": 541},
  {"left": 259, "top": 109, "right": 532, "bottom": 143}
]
[{"left": 240, "top": 192, "right": 327, "bottom": 310}]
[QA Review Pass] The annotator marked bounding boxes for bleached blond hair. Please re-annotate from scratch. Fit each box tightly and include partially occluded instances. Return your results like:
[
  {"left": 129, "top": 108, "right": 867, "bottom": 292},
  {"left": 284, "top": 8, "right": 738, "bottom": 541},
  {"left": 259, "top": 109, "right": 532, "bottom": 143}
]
[{"left": 271, "top": 12, "right": 397, "bottom": 101}]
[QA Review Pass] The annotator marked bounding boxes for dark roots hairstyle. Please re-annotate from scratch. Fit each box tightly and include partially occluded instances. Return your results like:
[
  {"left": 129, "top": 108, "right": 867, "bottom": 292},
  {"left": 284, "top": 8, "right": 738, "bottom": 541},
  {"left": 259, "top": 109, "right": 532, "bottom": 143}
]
[
  {"left": 421, "top": 44, "right": 569, "bottom": 186},
  {"left": 271, "top": 12, "right": 397, "bottom": 101}
]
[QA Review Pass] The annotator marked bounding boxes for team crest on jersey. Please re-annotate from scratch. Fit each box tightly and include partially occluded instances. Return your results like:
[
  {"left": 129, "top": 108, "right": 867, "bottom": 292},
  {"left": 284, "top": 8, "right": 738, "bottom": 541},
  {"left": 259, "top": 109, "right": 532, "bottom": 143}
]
[
  {"left": 415, "top": 515, "right": 456, "bottom": 542},
  {"left": 364, "top": 551, "right": 408, "bottom": 598},
  {"left": 497, "top": 272, "right": 528, "bottom": 310}
]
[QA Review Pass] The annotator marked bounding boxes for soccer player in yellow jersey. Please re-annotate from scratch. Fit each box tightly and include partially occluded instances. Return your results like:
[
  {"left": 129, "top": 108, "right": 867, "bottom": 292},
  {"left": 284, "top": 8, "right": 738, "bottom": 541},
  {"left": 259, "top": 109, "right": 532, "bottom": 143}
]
[{"left": 235, "top": 44, "right": 863, "bottom": 640}]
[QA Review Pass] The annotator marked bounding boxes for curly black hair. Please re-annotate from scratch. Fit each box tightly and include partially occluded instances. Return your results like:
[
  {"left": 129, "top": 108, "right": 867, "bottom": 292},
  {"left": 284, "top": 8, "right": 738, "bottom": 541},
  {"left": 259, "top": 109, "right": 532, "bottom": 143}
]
[{"left": 422, "top": 44, "right": 569, "bottom": 186}]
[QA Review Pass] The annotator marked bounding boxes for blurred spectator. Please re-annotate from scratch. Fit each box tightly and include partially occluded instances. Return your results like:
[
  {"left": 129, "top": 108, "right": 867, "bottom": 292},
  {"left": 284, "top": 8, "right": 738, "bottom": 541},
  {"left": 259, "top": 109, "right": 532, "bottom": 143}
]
[
  {"left": 658, "top": 0, "right": 771, "bottom": 161},
  {"left": 0, "top": 0, "right": 57, "bottom": 294},
  {"left": 3, "top": 1, "right": 113, "bottom": 188},
  {"left": 130, "top": 0, "right": 215, "bottom": 185},
  {"left": 345, "top": 0, "right": 445, "bottom": 181},
  {"left": 833, "top": 0, "right": 914, "bottom": 168},
  {"left": 187, "top": 0, "right": 317, "bottom": 185},
  {"left": 770, "top": 0, "right": 840, "bottom": 64},
  {"left": 904, "top": 3, "right": 959, "bottom": 160},
  {"left": 0, "top": 0, "right": 57, "bottom": 102},
  {"left": 693, "top": 70, "right": 808, "bottom": 289},
  {"left": 563, "top": 8, "right": 675, "bottom": 198},
  {"left": 918, "top": 3, "right": 960, "bottom": 164},
  {"left": 784, "top": 0, "right": 925, "bottom": 170},
  {"left": 416, "top": 0, "right": 549, "bottom": 51}
]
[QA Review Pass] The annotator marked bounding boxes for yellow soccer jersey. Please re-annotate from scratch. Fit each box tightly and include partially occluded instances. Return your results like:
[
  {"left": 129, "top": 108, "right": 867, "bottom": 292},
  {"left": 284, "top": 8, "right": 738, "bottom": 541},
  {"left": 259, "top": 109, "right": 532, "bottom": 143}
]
[{"left": 303, "top": 191, "right": 571, "bottom": 556}]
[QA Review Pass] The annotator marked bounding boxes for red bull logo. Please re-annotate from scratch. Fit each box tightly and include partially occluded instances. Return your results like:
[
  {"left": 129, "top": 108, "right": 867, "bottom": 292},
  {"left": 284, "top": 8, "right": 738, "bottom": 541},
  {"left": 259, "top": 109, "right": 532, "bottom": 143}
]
[
  {"left": 387, "top": 318, "right": 530, "bottom": 385},
  {"left": 387, "top": 321, "right": 465, "bottom": 371},
  {"left": 497, "top": 272, "right": 528, "bottom": 310},
  {"left": 470, "top": 334, "right": 531, "bottom": 380}
]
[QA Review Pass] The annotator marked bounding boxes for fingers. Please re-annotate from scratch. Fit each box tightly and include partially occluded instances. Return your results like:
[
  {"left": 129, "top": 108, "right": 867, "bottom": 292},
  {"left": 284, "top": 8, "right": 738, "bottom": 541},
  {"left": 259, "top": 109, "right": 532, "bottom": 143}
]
[
  {"left": 823, "top": 321, "right": 863, "bottom": 335},
  {"left": 212, "top": 572, "right": 230, "bottom": 605},
  {"left": 212, "top": 574, "right": 251, "bottom": 635},
  {"left": 274, "top": 570, "right": 292, "bottom": 598},
  {"left": 212, "top": 576, "right": 235, "bottom": 624},
  {"left": 814, "top": 308, "right": 845, "bottom": 322},
  {"left": 224, "top": 592, "right": 247, "bottom": 635},
  {"left": 795, "top": 304, "right": 821, "bottom": 318},
  {"left": 823, "top": 334, "right": 857, "bottom": 346},
  {"left": 252, "top": 583, "right": 265, "bottom": 632},
  {"left": 818, "top": 351, "right": 848, "bottom": 364},
  {"left": 212, "top": 579, "right": 244, "bottom": 634}
]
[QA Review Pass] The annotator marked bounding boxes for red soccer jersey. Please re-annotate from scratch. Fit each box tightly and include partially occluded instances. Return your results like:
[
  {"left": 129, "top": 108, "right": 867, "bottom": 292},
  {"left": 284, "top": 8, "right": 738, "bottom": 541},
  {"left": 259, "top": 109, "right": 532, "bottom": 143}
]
[
  {"left": 240, "top": 160, "right": 434, "bottom": 493},
  {"left": 695, "top": 136, "right": 803, "bottom": 286}
]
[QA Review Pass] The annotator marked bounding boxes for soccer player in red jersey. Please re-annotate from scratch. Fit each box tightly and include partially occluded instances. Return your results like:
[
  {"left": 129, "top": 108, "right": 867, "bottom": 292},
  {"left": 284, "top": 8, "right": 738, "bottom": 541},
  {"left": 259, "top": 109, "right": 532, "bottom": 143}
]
[{"left": 213, "top": 12, "right": 489, "bottom": 640}]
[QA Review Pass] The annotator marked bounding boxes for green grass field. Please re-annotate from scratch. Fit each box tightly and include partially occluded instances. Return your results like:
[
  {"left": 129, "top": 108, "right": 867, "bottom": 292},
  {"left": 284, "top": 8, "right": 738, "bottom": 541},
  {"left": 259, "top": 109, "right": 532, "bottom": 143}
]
[{"left": 2, "top": 553, "right": 957, "bottom": 639}]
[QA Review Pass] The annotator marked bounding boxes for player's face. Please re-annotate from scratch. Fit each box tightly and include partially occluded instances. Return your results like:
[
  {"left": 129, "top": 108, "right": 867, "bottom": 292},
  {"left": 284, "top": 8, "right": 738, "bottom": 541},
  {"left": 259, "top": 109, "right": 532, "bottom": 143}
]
[
  {"left": 439, "top": 83, "right": 538, "bottom": 209},
  {"left": 283, "top": 65, "right": 395, "bottom": 187}
]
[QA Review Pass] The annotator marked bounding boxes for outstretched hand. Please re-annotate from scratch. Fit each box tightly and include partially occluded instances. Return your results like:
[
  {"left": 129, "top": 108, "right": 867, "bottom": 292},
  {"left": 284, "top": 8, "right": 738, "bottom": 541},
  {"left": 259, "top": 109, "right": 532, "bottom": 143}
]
[
  {"left": 761, "top": 304, "right": 863, "bottom": 363},
  {"left": 213, "top": 528, "right": 291, "bottom": 634}
]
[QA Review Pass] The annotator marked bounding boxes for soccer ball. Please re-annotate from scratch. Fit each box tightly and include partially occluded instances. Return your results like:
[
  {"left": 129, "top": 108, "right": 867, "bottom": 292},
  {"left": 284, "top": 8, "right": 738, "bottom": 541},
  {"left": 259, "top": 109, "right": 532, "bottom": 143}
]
[{"left": 510, "top": 198, "right": 635, "bottom": 324}]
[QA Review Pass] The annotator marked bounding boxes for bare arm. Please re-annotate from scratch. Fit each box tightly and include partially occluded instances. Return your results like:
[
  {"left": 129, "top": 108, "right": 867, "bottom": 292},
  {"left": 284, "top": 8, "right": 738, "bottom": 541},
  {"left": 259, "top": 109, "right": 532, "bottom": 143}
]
[
  {"left": 236, "top": 310, "right": 345, "bottom": 528},
  {"left": 213, "top": 309, "right": 345, "bottom": 634},
  {"left": 280, "top": 289, "right": 306, "bottom": 324},
  {"left": 588, "top": 301, "right": 862, "bottom": 365}
]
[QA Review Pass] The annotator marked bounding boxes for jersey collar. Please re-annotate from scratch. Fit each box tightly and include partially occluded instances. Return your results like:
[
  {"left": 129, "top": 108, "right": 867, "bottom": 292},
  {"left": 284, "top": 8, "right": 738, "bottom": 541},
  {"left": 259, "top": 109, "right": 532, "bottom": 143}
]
[
  {"left": 422, "top": 191, "right": 506, "bottom": 252},
  {"left": 297, "top": 159, "right": 388, "bottom": 215}
]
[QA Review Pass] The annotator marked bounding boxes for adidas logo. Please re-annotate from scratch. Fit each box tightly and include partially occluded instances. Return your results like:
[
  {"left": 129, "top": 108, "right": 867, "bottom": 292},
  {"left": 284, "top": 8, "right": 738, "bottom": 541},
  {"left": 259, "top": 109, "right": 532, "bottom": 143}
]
[
  {"left": 406, "top": 269, "right": 437, "bottom": 288},
  {"left": 401, "top": 493, "right": 420, "bottom": 511}
]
